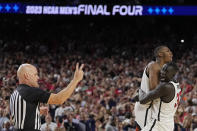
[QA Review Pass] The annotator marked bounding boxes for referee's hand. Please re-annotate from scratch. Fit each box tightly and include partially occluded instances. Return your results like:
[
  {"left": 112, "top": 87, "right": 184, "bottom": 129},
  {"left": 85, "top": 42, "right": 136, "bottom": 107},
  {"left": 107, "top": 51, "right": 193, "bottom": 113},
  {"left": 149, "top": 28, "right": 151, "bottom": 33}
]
[
  {"left": 40, "top": 106, "right": 48, "bottom": 116},
  {"left": 73, "top": 63, "right": 84, "bottom": 83}
]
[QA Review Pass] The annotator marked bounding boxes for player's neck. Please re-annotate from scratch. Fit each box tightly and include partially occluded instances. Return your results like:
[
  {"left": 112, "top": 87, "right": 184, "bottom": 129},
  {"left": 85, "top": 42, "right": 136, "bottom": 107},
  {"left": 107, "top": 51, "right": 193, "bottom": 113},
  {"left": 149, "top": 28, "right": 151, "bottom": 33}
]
[{"left": 156, "top": 59, "right": 165, "bottom": 68}]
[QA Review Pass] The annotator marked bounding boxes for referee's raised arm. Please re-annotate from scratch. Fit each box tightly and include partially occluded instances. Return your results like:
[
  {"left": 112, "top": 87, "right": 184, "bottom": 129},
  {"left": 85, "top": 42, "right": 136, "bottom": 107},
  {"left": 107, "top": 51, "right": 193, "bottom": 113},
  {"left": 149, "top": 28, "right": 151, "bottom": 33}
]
[
  {"left": 47, "top": 63, "right": 84, "bottom": 105},
  {"left": 10, "top": 63, "right": 84, "bottom": 131}
]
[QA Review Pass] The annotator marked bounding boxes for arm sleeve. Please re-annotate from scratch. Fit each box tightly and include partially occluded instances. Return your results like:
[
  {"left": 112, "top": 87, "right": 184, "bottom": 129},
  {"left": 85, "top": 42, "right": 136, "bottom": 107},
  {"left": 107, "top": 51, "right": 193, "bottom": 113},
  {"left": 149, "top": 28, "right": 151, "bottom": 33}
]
[{"left": 21, "top": 87, "right": 51, "bottom": 104}]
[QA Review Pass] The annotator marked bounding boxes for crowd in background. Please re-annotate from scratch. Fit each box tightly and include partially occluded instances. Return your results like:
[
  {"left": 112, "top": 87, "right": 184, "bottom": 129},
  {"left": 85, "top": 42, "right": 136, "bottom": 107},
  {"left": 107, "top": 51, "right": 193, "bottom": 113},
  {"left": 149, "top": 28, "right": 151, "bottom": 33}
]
[{"left": 0, "top": 16, "right": 197, "bottom": 131}]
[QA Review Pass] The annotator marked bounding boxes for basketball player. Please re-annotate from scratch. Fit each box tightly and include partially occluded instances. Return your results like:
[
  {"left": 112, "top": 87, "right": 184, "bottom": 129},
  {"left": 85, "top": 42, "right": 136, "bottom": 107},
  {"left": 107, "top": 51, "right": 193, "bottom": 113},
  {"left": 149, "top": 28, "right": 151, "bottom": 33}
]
[
  {"left": 139, "top": 62, "right": 181, "bottom": 131},
  {"left": 134, "top": 46, "right": 173, "bottom": 130}
]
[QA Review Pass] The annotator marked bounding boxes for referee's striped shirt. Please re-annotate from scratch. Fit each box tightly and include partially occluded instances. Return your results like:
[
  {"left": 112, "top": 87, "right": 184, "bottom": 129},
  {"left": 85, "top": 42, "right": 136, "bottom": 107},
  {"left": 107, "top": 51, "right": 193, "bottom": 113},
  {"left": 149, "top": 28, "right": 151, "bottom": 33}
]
[{"left": 10, "top": 84, "right": 50, "bottom": 131}]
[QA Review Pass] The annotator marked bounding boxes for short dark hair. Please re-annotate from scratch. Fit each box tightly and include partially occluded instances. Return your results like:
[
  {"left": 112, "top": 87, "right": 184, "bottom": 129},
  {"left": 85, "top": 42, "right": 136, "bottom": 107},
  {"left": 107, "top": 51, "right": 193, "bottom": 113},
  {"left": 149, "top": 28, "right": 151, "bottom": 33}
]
[
  {"left": 166, "top": 62, "right": 178, "bottom": 72},
  {"left": 154, "top": 45, "right": 167, "bottom": 58}
]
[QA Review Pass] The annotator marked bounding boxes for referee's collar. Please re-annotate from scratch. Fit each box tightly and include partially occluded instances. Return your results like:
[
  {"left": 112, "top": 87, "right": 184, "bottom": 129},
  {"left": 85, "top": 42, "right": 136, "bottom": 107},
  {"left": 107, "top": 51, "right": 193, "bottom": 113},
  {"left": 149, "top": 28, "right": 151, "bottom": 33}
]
[{"left": 18, "top": 84, "right": 32, "bottom": 88}]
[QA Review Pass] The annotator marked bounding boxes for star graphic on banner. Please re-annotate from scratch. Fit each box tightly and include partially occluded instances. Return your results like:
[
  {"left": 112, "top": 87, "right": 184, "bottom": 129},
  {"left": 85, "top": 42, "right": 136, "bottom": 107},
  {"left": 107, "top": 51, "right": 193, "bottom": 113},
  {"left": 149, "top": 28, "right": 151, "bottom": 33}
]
[
  {"left": 161, "top": 8, "right": 167, "bottom": 14},
  {"left": 168, "top": 7, "right": 174, "bottom": 14},
  {"left": 0, "top": 5, "right": 2, "bottom": 11},
  {"left": 5, "top": 4, "right": 11, "bottom": 12},
  {"left": 13, "top": 4, "right": 19, "bottom": 12},
  {"left": 155, "top": 7, "right": 160, "bottom": 14},
  {"left": 148, "top": 8, "right": 153, "bottom": 14}
]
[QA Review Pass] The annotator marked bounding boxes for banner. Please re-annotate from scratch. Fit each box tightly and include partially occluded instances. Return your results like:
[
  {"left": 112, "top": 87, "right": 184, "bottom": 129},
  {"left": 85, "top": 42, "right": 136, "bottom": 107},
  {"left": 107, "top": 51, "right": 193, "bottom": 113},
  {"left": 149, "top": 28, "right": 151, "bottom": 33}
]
[{"left": 0, "top": 3, "right": 197, "bottom": 16}]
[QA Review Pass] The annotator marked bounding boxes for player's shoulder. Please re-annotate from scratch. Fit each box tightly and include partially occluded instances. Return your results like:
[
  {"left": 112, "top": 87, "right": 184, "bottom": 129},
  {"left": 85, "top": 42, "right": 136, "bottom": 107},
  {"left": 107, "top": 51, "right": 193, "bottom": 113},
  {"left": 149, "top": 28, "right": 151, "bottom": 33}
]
[
  {"left": 162, "top": 82, "right": 175, "bottom": 91},
  {"left": 148, "top": 61, "right": 160, "bottom": 67},
  {"left": 155, "top": 82, "right": 174, "bottom": 96},
  {"left": 147, "top": 61, "right": 160, "bottom": 71}
]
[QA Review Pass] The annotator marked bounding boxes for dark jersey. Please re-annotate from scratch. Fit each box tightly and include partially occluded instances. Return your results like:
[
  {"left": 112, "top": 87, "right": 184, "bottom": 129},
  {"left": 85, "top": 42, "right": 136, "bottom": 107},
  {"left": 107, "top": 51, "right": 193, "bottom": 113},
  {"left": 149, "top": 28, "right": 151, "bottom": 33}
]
[{"left": 10, "top": 84, "right": 50, "bottom": 131}]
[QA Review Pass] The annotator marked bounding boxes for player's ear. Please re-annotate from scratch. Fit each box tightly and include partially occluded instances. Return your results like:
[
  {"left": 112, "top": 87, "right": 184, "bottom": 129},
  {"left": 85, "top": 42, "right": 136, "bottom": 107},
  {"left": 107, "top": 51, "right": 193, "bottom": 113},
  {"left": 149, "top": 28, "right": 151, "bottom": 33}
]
[{"left": 158, "top": 52, "right": 163, "bottom": 57}]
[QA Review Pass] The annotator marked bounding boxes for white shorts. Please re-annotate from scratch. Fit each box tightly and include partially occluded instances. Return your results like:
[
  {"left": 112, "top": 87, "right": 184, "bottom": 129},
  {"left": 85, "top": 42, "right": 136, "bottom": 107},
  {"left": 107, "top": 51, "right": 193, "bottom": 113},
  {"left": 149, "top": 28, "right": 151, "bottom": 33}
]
[
  {"left": 134, "top": 102, "right": 152, "bottom": 129},
  {"left": 141, "top": 119, "right": 174, "bottom": 131}
]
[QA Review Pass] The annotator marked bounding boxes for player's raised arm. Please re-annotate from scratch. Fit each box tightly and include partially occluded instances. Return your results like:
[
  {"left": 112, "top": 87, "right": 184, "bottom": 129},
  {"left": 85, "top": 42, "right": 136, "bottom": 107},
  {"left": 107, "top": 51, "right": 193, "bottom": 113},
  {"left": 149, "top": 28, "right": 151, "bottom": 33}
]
[{"left": 47, "top": 63, "right": 84, "bottom": 105}]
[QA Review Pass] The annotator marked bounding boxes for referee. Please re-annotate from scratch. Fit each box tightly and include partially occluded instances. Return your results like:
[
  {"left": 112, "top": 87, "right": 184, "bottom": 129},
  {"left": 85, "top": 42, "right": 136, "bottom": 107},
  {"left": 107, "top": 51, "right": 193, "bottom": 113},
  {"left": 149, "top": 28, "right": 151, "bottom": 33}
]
[{"left": 9, "top": 63, "right": 84, "bottom": 131}]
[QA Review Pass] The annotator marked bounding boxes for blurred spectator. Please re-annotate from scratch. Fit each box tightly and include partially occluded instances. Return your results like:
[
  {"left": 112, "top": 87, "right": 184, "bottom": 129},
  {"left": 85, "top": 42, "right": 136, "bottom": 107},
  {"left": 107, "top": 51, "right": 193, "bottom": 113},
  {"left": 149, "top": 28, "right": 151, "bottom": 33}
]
[
  {"left": 192, "top": 114, "right": 197, "bottom": 131},
  {"left": 40, "top": 114, "right": 57, "bottom": 131},
  {"left": 55, "top": 116, "right": 65, "bottom": 131},
  {"left": 105, "top": 116, "right": 118, "bottom": 131},
  {"left": 0, "top": 108, "right": 10, "bottom": 131},
  {"left": 1, "top": 120, "right": 14, "bottom": 131},
  {"left": 64, "top": 113, "right": 79, "bottom": 131}
]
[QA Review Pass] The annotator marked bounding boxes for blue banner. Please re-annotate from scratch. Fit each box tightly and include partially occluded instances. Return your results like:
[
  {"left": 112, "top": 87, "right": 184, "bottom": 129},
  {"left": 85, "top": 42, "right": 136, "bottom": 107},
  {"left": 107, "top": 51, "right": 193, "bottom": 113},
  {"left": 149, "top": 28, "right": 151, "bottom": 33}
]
[
  {"left": 144, "top": 6, "right": 197, "bottom": 15},
  {"left": 0, "top": 3, "right": 197, "bottom": 16}
]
